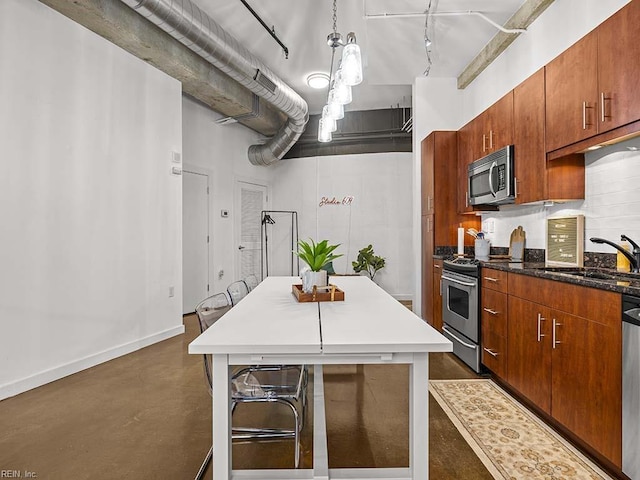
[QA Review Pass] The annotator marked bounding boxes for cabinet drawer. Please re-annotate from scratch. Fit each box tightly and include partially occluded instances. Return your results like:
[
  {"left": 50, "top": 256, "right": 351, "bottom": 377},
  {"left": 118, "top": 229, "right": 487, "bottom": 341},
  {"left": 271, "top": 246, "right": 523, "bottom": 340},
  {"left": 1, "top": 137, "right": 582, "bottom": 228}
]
[
  {"left": 481, "top": 288, "right": 508, "bottom": 337},
  {"left": 481, "top": 268, "right": 508, "bottom": 293},
  {"left": 481, "top": 330, "right": 507, "bottom": 379}
]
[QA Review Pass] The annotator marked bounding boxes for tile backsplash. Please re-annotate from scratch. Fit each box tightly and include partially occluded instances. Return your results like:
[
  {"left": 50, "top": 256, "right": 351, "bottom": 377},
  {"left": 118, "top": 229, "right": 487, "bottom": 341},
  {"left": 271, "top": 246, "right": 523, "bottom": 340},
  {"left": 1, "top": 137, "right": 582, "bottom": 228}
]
[{"left": 481, "top": 137, "right": 640, "bottom": 258}]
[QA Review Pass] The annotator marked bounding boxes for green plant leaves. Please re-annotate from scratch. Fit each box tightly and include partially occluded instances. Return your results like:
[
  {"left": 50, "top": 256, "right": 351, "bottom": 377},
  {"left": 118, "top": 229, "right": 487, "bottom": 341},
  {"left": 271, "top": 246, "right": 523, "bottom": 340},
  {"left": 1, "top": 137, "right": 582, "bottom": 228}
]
[
  {"left": 352, "top": 244, "right": 386, "bottom": 280},
  {"left": 294, "top": 239, "right": 343, "bottom": 272}
]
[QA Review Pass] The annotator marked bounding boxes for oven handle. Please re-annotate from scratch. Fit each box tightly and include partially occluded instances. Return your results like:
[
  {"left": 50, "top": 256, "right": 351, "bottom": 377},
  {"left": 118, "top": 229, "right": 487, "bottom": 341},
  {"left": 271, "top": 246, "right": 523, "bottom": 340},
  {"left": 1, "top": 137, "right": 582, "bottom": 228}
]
[
  {"left": 442, "top": 325, "right": 477, "bottom": 350},
  {"left": 441, "top": 275, "right": 477, "bottom": 288}
]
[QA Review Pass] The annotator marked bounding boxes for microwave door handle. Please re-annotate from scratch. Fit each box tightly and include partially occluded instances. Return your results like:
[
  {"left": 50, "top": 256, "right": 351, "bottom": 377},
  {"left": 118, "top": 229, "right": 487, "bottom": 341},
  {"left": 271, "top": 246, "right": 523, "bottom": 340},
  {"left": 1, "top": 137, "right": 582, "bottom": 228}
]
[{"left": 488, "top": 161, "right": 497, "bottom": 197}]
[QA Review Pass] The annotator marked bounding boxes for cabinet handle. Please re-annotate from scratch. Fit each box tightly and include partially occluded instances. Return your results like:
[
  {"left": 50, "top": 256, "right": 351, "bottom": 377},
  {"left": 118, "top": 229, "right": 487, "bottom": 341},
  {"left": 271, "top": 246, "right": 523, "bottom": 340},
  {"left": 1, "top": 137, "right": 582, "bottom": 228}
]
[
  {"left": 537, "top": 313, "right": 546, "bottom": 342},
  {"left": 434, "top": 264, "right": 441, "bottom": 269},
  {"left": 514, "top": 177, "right": 518, "bottom": 198},
  {"left": 552, "top": 318, "right": 562, "bottom": 348},
  {"left": 582, "top": 101, "right": 594, "bottom": 129},
  {"left": 489, "top": 130, "right": 494, "bottom": 150},
  {"left": 483, "top": 347, "right": 498, "bottom": 358},
  {"left": 465, "top": 190, "right": 469, "bottom": 208},
  {"left": 483, "top": 307, "right": 499, "bottom": 315},
  {"left": 427, "top": 196, "right": 433, "bottom": 211},
  {"left": 482, "top": 134, "right": 487, "bottom": 152},
  {"left": 483, "top": 276, "right": 498, "bottom": 283},
  {"left": 600, "top": 92, "right": 611, "bottom": 122}
]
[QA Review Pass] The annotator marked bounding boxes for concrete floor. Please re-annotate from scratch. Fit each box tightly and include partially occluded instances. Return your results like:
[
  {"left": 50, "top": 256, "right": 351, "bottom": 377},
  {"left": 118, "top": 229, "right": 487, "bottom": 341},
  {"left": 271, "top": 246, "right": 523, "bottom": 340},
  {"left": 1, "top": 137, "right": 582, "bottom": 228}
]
[{"left": 0, "top": 315, "right": 492, "bottom": 479}]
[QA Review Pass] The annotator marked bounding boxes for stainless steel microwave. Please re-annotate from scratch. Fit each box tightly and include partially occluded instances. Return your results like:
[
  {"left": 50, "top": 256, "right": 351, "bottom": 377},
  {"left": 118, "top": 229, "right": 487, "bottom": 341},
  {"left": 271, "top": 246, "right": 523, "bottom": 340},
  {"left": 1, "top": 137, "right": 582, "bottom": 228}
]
[{"left": 467, "top": 145, "right": 515, "bottom": 206}]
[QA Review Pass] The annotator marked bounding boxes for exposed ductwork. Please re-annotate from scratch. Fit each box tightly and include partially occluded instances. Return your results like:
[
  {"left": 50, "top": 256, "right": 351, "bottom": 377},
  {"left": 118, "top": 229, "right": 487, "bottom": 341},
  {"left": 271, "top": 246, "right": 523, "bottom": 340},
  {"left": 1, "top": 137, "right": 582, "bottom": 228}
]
[{"left": 119, "top": 0, "right": 308, "bottom": 166}]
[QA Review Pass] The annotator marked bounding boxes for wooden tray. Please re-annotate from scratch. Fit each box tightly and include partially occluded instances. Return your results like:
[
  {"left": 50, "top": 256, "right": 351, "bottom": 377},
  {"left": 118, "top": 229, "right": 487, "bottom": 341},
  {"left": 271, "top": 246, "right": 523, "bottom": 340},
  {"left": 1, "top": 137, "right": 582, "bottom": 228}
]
[{"left": 292, "top": 284, "right": 345, "bottom": 302}]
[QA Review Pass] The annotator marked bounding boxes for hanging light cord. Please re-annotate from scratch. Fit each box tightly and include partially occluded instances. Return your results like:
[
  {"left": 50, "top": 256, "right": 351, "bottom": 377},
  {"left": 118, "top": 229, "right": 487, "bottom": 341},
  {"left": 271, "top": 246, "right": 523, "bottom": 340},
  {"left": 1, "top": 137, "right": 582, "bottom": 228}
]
[{"left": 327, "top": 0, "right": 339, "bottom": 97}]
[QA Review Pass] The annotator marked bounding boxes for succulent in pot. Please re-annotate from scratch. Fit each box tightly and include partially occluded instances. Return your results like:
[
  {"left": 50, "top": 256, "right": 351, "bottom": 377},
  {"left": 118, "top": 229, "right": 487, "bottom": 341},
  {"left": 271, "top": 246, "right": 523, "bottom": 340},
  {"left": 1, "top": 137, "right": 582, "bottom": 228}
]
[{"left": 295, "top": 239, "right": 343, "bottom": 293}]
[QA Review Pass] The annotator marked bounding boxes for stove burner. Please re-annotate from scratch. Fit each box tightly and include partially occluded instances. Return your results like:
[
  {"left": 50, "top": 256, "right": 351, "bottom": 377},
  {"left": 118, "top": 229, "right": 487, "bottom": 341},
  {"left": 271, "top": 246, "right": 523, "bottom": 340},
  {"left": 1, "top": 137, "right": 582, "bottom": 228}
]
[{"left": 443, "top": 257, "right": 479, "bottom": 276}]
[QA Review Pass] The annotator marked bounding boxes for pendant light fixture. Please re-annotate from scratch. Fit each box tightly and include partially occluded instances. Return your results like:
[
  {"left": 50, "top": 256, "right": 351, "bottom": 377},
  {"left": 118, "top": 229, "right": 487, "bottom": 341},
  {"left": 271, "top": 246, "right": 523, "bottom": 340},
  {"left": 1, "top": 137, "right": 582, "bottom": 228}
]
[{"left": 317, "top": 0, "right": 364, "bottom": 143}]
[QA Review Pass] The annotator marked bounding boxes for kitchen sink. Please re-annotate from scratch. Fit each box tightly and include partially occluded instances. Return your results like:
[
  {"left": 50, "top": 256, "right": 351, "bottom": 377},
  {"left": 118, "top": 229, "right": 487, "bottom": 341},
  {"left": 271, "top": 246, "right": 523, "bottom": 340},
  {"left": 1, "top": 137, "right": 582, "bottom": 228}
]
[{"left": 534, "top": 267, "right": 640, "bottom": 283}]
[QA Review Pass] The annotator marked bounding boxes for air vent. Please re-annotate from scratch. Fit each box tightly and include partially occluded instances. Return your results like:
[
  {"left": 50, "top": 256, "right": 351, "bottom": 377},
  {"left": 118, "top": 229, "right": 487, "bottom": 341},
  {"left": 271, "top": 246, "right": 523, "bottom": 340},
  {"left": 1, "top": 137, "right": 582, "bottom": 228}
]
[{"left": 254, "top": 69, "right": 277, "bottom": 95}]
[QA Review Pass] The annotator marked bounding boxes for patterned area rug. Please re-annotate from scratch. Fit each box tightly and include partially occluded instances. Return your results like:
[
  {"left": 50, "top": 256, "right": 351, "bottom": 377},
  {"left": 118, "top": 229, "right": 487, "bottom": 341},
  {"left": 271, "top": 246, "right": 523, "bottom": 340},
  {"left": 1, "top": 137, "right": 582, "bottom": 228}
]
[{"left": 429, "top": 379, "right": 614, "bottom": 480}]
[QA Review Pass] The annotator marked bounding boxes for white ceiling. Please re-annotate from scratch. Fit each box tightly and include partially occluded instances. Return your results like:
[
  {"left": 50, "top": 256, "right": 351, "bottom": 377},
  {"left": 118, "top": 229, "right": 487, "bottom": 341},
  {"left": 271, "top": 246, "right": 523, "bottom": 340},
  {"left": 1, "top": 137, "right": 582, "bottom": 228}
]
[{"left": 196, "top": 0, "right": 527, "bottom": 114}]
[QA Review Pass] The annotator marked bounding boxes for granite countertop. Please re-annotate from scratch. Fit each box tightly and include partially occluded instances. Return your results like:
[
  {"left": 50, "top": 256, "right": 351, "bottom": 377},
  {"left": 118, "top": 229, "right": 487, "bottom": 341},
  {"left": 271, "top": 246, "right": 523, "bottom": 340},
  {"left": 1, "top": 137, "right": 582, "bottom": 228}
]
[{"left": 480, "top": 261, "right": 640, "bottom": 296}]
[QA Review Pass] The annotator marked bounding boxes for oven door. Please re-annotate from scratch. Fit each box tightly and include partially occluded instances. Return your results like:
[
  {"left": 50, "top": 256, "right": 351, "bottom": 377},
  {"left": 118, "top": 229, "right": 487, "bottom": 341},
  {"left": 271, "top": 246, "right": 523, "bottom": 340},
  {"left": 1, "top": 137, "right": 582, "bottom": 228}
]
[{"left": 441, "top": 271, "right": 479, "bottom": 342}]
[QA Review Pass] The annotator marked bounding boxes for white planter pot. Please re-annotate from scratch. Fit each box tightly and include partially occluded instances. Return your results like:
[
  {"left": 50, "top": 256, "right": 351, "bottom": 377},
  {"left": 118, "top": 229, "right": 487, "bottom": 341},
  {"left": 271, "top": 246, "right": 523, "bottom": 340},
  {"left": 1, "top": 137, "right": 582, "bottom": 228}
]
[{"left": 302, "top": 270, "right": 328, "bottom": 293}]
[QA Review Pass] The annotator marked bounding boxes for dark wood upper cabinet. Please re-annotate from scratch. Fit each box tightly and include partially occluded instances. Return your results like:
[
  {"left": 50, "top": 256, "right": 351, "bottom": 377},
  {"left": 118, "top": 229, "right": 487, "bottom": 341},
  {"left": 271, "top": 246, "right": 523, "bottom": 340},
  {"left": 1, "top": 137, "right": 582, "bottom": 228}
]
[
  {"left": 486, "top": 93, "right": 513, "bottom": 153},
  {"left": 546, "top": 1, "right": 640, "bottom": 153},
  {"left": 421, "top": 134, "right": 435, "bottom": 216},
  {"left": 513, "top": 68, "right": 547, "bottom": 204},
  {"left": 456, "top": 94, "right": 512, "bottom": 213},
  {"left": 513, "top": 68, "right": 585, "bottom": 203},
  {"left": 456, "top": 120, "right": 477, "bottom": 213},
  {"left": 597, "top": 0, "right": 640, "bottom": 132},
  {"left": 545, "top": 31, "right": 599, "bottom": 152}
]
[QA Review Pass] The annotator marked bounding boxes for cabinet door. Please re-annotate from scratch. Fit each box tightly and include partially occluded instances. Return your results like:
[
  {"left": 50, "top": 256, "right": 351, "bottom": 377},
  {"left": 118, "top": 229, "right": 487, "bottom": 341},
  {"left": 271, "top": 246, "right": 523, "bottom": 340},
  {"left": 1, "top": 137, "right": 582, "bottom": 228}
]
[
  {"left": 513, "top": 68, "right": 546, "bottom": 204},
  {"left": 422, "top": 215, "right": 434, "bottom": 323},
  {"left": 486, "top": 92, "right": 513, "bottom": 153},
  {"left": 481, "top": 288, "right": 508, "bottom": 378},
  {"left": 421, "top": 136, "right": 435, "bottom": 216},
  {"left": 433, "top": 131, "right": 462, "bottom": 246},
  {"left": 545, "top": 31, "right": 598, "bottom": 152},
  {"left": 457, "top": 122, "right": 476, "bottom": 213},
  {"left": 432, "top": 262, "right": 443, "bottom": 332},
  {"left": 598, "top": 0, "right": 640, "bottom": 132},
  {"left": 507, "top": 296, "right": 552, "bottom": 413},
  {"left": 551, "top": 310, "right": 622, "bottom": 466}
]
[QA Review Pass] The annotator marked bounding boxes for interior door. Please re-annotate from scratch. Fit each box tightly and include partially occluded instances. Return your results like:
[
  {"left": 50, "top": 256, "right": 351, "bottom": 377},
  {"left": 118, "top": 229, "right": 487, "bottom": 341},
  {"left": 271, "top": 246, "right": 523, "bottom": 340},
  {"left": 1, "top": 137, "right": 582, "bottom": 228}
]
[
  {"left": 183, "top": 170, "right": 209, "bottom": 314},
  {"left": 235, "top": 181, "right": 267, "bottom": 281}
]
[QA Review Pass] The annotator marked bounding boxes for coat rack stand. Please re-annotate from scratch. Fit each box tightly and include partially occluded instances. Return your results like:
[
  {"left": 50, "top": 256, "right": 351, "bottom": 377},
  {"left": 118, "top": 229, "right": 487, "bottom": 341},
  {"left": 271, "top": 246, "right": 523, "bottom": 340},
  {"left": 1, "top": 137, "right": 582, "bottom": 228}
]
[{"left": 261, "top": 210, "right": 299, "bottom": 279}]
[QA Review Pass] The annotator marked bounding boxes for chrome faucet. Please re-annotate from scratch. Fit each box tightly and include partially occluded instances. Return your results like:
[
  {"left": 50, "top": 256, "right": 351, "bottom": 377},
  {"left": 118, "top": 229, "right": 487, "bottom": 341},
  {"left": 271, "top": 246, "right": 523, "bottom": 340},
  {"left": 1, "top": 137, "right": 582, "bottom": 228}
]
[{"left": 589, "top": 235, "right": 640, "bottom": 273}]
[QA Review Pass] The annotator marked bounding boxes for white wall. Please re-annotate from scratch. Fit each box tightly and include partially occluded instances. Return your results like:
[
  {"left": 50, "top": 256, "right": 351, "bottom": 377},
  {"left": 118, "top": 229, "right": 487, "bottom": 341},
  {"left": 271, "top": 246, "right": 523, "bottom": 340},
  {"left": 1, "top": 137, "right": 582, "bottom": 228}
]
[
  {"left": 412, "top": 77, "right": 463, "bottom": 315},
  {"left": 269, "top": 153, "right": 413, "bottom": 299},
  {"left": 0, "top": 0, "right": 183, "bottom": 399},
  {"left": 182, "top": 96, "right": 271, "bottom": 294}
]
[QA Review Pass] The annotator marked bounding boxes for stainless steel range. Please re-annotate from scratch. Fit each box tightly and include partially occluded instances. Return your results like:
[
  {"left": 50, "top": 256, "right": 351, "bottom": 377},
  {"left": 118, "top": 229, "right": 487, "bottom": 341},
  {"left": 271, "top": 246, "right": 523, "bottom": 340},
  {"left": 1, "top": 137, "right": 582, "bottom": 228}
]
[{"left": 441, "top": 258, "right": 481, "bottom": 372}]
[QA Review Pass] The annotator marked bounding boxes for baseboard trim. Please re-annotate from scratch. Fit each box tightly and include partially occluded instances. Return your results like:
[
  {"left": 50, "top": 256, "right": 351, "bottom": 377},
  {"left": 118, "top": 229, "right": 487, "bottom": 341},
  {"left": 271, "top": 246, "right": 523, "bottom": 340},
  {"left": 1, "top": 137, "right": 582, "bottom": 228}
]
[
  {"left": 0, "top": 325, "right": 185, "bottom": 401},
  {"left": 392, "top": 294, "right": 413, "bottom": 302}
]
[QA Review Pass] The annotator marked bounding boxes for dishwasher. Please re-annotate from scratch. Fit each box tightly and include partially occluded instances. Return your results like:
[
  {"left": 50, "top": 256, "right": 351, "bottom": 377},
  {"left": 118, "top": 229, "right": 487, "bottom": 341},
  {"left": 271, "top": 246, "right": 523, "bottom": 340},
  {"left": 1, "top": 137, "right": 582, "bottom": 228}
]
[{"left": 623, "top": 294, "right": 640, "bottom": 479}]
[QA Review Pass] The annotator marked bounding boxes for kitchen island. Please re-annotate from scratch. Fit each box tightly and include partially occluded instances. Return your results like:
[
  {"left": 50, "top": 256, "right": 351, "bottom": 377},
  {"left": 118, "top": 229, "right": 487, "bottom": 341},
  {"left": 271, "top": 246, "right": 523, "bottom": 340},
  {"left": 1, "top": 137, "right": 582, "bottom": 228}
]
[{"left": 189, "top": 275, "right": 452, "bottom": 479}]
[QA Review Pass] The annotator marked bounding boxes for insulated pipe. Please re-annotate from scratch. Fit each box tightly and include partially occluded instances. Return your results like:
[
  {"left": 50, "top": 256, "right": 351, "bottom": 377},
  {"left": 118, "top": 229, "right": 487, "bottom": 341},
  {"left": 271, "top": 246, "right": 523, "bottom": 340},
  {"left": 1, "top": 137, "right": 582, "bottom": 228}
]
[{"left": 120, "top": 0, "right": 308, "bottom": 166}]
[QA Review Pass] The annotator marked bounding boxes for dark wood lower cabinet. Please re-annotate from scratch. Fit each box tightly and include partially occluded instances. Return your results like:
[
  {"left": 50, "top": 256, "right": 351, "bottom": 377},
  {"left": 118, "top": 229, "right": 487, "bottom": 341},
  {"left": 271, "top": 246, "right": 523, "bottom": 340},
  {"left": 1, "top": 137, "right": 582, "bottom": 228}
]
[
  {"left": 506, "top": 273, "right": 622, "bottom": 468},
  {"left": 432, "top": 261, "right": 443, "bottom": 331},
  {"left": 507, "top": 297, "right": 552, "bottom": 413},
  {"left": 551, "top": 310, "right": 622, "bottom": 466}
]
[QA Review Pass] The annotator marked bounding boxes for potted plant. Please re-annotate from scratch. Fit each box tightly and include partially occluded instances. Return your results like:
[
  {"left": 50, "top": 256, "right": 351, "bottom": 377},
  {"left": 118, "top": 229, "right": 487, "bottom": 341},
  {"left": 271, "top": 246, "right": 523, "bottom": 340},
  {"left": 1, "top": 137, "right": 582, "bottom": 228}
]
[
  {"left": 295, "top": 239, "right": 343, "bottom": 293},
  {"left": 352, "top": 244, "right": 386, "bottom": 281}
]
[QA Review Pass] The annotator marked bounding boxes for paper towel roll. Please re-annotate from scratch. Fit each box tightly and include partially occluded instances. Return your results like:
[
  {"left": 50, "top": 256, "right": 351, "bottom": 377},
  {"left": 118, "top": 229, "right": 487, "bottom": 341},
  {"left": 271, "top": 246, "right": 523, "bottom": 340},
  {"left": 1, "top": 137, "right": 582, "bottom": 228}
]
[{"left": 457, "top": 227, "right": 464, "bottom": 255}]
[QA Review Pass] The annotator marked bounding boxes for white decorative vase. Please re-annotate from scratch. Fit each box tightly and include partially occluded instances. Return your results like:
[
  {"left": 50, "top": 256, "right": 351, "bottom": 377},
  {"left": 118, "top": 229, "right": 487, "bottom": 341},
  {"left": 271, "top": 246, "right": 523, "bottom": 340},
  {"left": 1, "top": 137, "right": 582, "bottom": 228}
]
[{"left": 302, "top": 270, "right": 328, "bottom": 293}]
